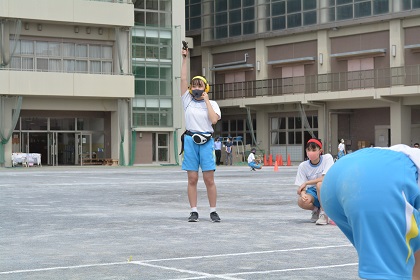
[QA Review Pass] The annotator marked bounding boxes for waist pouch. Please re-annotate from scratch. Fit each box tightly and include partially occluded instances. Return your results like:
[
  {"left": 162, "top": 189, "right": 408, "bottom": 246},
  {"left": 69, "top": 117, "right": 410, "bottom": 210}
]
[{"left": 179, "top": 130, "right": 212, "bottom": 155}]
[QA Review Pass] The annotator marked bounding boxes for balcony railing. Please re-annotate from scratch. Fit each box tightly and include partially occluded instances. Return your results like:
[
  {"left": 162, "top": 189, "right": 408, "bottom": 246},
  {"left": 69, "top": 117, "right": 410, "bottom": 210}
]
[{"left": 211, "top": 65, "right": 420, "bottom": 100}]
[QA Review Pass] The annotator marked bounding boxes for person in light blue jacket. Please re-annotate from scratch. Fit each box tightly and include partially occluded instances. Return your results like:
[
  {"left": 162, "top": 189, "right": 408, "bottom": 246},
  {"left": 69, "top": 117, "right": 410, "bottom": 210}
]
[{"left": 321, "top": 144, "right": 420, "bottom": 279}]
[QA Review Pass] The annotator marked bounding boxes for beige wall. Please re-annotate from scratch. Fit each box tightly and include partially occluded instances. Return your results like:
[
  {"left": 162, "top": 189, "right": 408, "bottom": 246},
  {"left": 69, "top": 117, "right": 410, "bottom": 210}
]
[
  {"left": 0, "top": 0, "right": 133, "bottom": 27},
  {"left": 0, "top": 71, "right": 134, "bottom": 98}
]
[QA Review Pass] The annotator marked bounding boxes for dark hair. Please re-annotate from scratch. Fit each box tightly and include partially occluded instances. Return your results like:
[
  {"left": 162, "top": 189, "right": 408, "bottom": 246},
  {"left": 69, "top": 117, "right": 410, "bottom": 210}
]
[{"left": 306, "top": 138, "right": 322, "bottom": 150}]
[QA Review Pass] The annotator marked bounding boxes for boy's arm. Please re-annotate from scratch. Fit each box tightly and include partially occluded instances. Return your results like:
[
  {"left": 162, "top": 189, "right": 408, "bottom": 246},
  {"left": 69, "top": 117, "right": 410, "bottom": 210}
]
[{"left": 181, "top": 47, "right": 189, "bottom": 96}]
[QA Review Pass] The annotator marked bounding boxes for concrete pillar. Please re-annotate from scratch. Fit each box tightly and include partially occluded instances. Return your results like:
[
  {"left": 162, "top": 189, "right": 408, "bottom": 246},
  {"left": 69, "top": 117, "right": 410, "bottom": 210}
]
[
  {"left": 257, "top": 0, "right": 268, "bottom": 33},
  {"left": 317, "top": 105, "right": 327, "bottom": 151},
  {"left": 317, "top": 30, "right": 331, "bottom": 75},
  {"left": 201, "top": 47, "right": 213, "bottom": 83},
  {"left": 255, "top": 39, "right": 267, "bottom": 80},
  {"left": 256, "top": 109, "right": 269, "bottom": 155},
  {"left": 390, "top": 100, "right": 411, "bottom": 145},
  {"left": 1, "top": 98, "right": 14, "bottom": 167},
  {"left": 329, "top": 112, "right": 338, "bottom": 155},
  {"left": 389, "top": 19, "right": 404, "bottom": 68},
  {"left": 202, "top": 1, "right": 213, "bottom": 41},
  {"left": 319, "top": 0, "right": 330, "bottom": 24}
]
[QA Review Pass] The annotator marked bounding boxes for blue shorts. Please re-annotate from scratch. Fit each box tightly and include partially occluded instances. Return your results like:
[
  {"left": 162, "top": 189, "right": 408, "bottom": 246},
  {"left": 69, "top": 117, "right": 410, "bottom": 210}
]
[
  {"left": 182, "top": 135, "right": 216, "bottom": 172},
  {"left": 321, "top": 148, "right": 420, "bottom": 279},
  {"left": 306, "top": 186, "right": 320, "bottom": 208},
  {"left": 248, "top": 162, "right": 261, "bottom": 169}
]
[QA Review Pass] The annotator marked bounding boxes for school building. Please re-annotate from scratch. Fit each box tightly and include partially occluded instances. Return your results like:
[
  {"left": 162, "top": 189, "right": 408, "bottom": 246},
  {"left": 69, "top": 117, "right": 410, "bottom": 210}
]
[
  {"left": 186, "top": 0, "right": 420, "bottom": 162},
  {"left": 2, "top": 0, "right": 420, "bottom": 167},
  {"left": 0, "top": 0, "right": 135, "bottom": 167}
]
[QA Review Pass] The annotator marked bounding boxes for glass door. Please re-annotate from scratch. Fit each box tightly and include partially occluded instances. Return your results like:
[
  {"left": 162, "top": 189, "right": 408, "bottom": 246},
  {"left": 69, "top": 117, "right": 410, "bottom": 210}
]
[
  {"left": 48, "top": 132, "right": 58, "bottom": 166},
  {"left": 153, "top": 133, "right": 169, "bottom": 162},
  {"left": 77, "top": 133, "right": 92, "bottom": 165}
]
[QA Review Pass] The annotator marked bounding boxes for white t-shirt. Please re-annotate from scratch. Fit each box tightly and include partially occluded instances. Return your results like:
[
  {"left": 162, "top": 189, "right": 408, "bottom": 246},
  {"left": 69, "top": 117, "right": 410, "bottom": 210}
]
[
  {"left": 377, "top": 144, "right": 420, "bottom": 188},
  {"left": 338, "top": 142, "right": 345, "bottom": 152},
  {"left": 248, "top": 152, "right": 255, "bottom": 163},
  {"left": 182, "top": 91, "right": 221, "bottom": 133},
  {"left": 295, "top": 154, "right": 334, "bottom": 188}
]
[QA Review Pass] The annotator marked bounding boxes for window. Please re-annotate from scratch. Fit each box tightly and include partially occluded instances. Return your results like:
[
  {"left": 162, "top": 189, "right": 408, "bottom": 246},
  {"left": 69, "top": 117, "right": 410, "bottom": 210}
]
[
  {"left": 270, "top": 116, "right": 315, "bottom": 145},
  {"left": 9, "top": 39, "right": 113, "bottom": 74},
  {"left": 132, "top": 24, "right": 173, "bottom": 128}
]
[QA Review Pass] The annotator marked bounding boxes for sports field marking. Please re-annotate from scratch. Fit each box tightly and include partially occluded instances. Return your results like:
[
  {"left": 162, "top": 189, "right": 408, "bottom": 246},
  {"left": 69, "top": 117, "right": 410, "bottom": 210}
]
[
  {"left": 133, "top": 261, "right": 243, "bottom": 280},
  {"left": 0, "top": 244, "right": 357, "bottom": 279},
  {"left": 162, "top": 263, "right": 358, "bottom": 280},
  {"left": 0, "top": 262, "right": 126, "bottom": 275},
  {"left": 139, "top": 244, "right": 352, "bottom": 263}
]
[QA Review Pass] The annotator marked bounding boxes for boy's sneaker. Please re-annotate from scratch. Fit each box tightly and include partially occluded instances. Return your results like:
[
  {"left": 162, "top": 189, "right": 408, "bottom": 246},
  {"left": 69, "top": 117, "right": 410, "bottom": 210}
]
[
  {"left": 316, "top": 213, "right": 328, "bottom": 225},
  {"left": 310, "top": 208, "right": 320, "bottom": 223},
  {"left": 188, "top": 212, "right": 199, "bottom": 222},
  {"left": 210, "top": 212, "right": 221, "bottom": 223}
]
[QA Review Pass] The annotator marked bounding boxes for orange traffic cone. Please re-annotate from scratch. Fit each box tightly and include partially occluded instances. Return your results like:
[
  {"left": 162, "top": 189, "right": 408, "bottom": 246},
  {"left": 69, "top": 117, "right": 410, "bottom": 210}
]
[
  {"left": 263, "top": 154, "right": 267, "bottom": 166},
  {"left": 287, "top": 154, "right": 292, "bottom": 166},
  {"left": 279, "top": 154, "right": 284, "bottom": 166},
  {"left": 269, "top": 154, "right": 273, "bottom": 166},
  {"left": 274, "top": 160, "right": 278, "bottom": 172}
]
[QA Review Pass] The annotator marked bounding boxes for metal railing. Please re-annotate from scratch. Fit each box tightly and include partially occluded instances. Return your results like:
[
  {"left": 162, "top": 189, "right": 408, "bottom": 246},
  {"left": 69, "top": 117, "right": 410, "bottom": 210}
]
[{"left": 211, "top": 65, "right": 420, "bottom": 100}]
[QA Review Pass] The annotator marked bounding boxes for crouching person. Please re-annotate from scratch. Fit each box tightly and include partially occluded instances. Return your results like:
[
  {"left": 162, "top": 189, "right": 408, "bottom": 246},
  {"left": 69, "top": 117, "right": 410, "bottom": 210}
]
[{"left": 295, "top": 139, "right": 334, "bottom": 225}]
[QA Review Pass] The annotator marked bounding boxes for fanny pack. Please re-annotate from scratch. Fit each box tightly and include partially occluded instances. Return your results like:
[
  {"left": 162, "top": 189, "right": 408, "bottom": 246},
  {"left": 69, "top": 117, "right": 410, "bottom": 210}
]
[
  {"left": 188, "top": 131, "right": 212, "bottom": 145},
  {"left": 179, "top": 130, "right": 213, "bottom": 155}
]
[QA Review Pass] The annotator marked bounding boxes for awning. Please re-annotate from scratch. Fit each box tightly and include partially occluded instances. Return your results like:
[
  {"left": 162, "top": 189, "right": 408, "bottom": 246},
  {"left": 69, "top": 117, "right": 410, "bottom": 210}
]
[
  {"left": 210, "top": 63, "right": 254, "bottom": 71},
  {"left": 405, "top": 44, "right": 420, "bottom": 52},
  {"left": 331, "top": 48, "right": 386, "bottom": 58},
  {"left": 267, "top": 56, "right": 315, "bottom": 66}
]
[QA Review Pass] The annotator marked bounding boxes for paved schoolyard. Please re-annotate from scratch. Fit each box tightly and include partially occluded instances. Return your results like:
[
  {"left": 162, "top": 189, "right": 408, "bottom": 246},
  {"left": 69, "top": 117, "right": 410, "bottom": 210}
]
[{"left": 0, "top": 165, "right": 359, "bottom": 280}]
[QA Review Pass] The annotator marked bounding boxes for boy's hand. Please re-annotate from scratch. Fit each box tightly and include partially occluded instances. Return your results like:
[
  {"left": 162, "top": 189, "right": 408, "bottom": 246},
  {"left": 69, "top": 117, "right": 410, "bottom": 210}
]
[
  {"left": 300, "top": 192, "right": 310, "bottom": 202},
  {"left": 297, "top": 183, "right": 306, "bottom": 195},
  {"left": 182, "top": 41, "right": 188, "bottom": 57}
]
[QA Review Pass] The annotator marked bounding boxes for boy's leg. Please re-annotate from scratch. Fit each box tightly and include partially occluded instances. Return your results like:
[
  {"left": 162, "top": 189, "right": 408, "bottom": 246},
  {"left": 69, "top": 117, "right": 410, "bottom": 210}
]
[
  {"left": 187, "top": 171, "right": 199, "bottom": 208},
  {"left": 315, "top": 181, "right": 328, "bottom": 225}
]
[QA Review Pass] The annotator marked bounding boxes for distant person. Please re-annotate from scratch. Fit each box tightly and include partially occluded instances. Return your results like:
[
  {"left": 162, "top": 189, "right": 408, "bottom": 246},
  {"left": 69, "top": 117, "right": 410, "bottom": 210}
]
[
  {"left": 295, "top": 139, "right": 334, "bottom": 225},
  {"left": 337, "top": 138, "right": 346, "bottom": 159},
  {"left": 414, "top": 143, "right": 419, "bottom": 148},
  {"left": 321, "top": 144, "right": 420, "bottom": 279},
  {"left": 214, "top": 137, "right": 222, "bottom": 166},
  {"left": 247, "top": 148, "right": 262, "bottom": 171},
  {"left": 225, "top": 137, "right": 233, "bottom": 166},
  {"left": 180, "top": 44, "right": 221, "bottom": 223}
]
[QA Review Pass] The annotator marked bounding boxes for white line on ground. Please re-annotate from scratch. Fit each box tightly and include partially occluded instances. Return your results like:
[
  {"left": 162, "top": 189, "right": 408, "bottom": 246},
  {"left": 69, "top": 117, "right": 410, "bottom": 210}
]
[
  {"left": 139, "top": 244, "right": 353, "bottom": 263},
  {"left": 0, "top": 244, "right": 353, "bottom": 276},
  {"left": 132, "top": 262, "right": 243, "bottom": 280},
  {"left": 164, "top": 263, "right": 359, "bottom": 280},
  {"left": 0, "top": 262, "right": 126, "bottom": 275}
]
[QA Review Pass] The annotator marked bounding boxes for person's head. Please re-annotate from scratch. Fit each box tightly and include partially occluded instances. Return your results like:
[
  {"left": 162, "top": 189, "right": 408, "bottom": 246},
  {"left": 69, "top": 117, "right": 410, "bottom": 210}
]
[
  {"left": 340, "top": 139, "right": 345, "bottom": 144},
  {"left": 251, "top": 148, "right": 256, "bottom": 154},
  {"left": 414, "top": 143, "right": 419, "bottom": 148},
  {"left": 216, "top": 137, "right": 220, "bottom": 141},
  {"left": 189, "top": 76, "right": 210, "bottom": 100},
  {"left": 306, "top": 139, "right": 323, "bottom": 163}
]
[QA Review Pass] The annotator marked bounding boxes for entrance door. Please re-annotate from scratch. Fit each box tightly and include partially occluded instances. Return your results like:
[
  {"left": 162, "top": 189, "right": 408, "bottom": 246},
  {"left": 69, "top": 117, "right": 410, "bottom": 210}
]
[
  {"left": 153, "top": 133, "right": 169, "bottom": 162},
  {"left": 77, "top": 133, "right": 92, "bottom": 165},
  {"left": 48, "top": 132, "right": 58, "bottom": 166}
]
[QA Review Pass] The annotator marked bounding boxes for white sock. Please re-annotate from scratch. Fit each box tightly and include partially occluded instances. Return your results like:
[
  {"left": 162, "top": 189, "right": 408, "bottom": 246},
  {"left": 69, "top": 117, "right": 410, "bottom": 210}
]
[
  {"left": 191, "top": 207, "right": 198, "bottom": 213},
  {"left": 210, "top": 207, "right": 216, "bottom": 213}
]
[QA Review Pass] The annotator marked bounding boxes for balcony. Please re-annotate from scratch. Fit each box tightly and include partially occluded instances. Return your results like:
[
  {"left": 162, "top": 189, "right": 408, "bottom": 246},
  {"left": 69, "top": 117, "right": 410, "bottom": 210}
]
[{"left": 211, "top": 65, "right": 420, "bottom": 101}]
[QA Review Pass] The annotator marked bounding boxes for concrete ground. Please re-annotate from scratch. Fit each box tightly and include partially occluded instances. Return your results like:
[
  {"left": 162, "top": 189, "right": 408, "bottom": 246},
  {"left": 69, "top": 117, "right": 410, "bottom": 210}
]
[{"left": 0, "top": 165, "right": 359, "bottom": 280}]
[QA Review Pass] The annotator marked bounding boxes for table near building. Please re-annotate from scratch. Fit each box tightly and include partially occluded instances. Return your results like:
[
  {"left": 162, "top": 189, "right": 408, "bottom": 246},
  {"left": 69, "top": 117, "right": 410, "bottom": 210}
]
[{"left": 11, "top": 153, "right": 41, "bottom": 167}]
